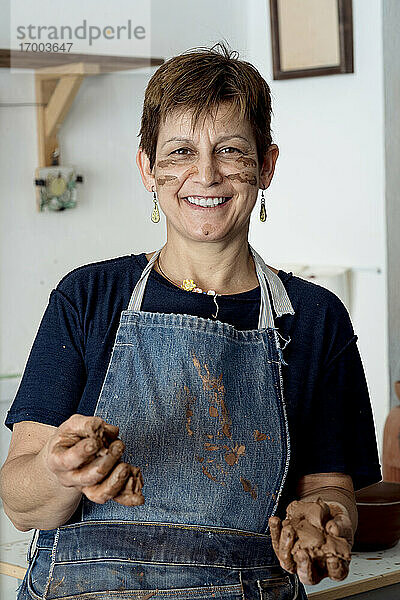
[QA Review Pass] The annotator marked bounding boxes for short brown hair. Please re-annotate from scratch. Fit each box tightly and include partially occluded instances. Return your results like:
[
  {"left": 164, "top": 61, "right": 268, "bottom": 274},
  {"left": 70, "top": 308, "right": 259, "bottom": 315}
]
[{"left": 138, "top": 41, "right": 273, "bottom": 172}]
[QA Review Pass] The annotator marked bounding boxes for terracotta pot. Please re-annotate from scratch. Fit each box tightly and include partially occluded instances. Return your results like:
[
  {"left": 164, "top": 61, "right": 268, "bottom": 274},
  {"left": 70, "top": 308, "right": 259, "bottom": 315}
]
[
  {"left": 382, "top": 382, "right": 400, "bottom": 482},
  {"left": 353, "top": 481, "right": 400, "bottom": 551}
]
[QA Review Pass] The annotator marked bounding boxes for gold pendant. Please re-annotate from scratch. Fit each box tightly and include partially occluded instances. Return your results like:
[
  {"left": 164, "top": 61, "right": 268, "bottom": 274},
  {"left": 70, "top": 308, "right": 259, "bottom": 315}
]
[
  {"left": 260, "top": 202, "right": 266, "bottom": 222},
  {"left": 151, "top": 202, "right": 160, "bottom": 223}
]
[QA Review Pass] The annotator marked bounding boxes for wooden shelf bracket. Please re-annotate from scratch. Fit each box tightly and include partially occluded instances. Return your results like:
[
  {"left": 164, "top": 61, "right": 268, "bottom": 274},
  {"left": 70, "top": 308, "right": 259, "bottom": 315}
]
[{"left": 35, "top": 62, "right": 100, "bottom": 167}]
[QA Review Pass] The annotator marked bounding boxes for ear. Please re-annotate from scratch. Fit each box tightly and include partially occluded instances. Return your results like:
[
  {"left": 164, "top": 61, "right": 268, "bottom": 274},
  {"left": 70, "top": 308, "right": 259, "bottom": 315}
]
[
  {"left": 259, "top": 144, "right": 279, "bottom": 190},
  {"left": 136, "top": 147, "right": 155, "bottom": 193}
]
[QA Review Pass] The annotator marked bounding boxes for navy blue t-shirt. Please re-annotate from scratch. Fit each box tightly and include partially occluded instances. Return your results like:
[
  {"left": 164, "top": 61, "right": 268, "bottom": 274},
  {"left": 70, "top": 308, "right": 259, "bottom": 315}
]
[{"left": 5, "top": 252, "right": 382, "bottom": 514}]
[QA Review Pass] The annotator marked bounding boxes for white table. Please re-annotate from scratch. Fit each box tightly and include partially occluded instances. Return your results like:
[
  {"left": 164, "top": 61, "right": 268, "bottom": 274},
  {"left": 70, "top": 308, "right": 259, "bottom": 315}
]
[{"left": 304, "top": 542, "right": 400, "bottom": 599}]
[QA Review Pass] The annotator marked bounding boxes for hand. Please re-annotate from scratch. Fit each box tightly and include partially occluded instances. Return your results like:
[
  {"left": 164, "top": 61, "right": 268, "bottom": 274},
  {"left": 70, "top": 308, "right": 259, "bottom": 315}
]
[
  {"left": 269, "top": 497, "right": 353, "bottom": 585},
  {"left": 45, "top": 414, "right": 144, "bottom": 506}
]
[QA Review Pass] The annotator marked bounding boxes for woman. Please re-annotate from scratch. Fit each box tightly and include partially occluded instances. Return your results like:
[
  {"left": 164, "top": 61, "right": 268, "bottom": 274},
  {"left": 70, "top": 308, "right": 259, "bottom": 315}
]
[{"left": 1, "top": 43, "right": 381, "bottom": 600}]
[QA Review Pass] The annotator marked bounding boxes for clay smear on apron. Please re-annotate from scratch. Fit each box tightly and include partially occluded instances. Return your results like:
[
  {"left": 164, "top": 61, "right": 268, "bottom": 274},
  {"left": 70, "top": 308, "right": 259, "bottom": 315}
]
[{"left": 177, "top": 351, "right": 259, "bottom": 494}]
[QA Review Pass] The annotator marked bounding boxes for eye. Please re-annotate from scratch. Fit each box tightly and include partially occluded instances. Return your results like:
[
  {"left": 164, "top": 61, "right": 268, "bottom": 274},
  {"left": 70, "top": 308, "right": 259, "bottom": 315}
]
[
  {"left": 219, "top": 147, "right": 242, "bottom": 154},
  {"left": 170, "top": 148, "right": 192, "bottom": 155}
]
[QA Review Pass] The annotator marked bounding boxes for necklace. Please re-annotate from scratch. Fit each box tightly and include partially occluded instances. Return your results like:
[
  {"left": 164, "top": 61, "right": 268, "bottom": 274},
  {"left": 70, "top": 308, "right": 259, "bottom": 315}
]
[{"left": 156, "top": 253, "right": 220, "bottom": 319}]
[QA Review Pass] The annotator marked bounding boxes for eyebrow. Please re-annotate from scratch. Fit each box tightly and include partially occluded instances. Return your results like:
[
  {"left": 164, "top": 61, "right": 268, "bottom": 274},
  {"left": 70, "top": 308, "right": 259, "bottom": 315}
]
[{"left": 161, "top": 135, "right": 251, "bottom": 148}]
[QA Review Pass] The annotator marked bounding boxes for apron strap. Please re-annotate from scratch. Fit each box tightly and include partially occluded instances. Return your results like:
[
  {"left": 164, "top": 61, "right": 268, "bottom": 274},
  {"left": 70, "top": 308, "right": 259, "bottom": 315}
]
[
  {"left": 128, "top": 250, "right": 160, "bottom": 312},
  {"left": 248, "top": 244, "right": 295, "bottom": 328},
  {"left": 128, "top": 246, "right": 295, "bottom": 330}
]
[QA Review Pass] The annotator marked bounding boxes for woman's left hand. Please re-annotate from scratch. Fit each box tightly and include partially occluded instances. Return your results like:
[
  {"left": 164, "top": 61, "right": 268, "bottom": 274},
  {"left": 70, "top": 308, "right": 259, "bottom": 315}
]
[{"left": 269, "top": 497, "right": 353, "bottom": 585}]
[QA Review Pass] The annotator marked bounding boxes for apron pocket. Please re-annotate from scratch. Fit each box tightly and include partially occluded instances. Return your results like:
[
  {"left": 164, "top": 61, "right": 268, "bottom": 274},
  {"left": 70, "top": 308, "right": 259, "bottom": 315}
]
[
  {"left": 257, "top": 572, "right": 299, "bottom": 600},
  {"left": 30, "top": 583, "right": 244, "bottom": 600},
  {"left": 33, "top": 560, "right": 244, "bottom": 600}
]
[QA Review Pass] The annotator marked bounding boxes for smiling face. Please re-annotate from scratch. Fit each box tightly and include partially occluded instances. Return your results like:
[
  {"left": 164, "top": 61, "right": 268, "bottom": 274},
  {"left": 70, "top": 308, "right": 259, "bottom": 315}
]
[{"left": 137, "top": 102, "right": 278, "bottom": 244}]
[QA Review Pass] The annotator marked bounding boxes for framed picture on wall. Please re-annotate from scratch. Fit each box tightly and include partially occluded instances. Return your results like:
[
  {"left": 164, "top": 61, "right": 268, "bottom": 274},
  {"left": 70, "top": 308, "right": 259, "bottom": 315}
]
[{"left": 269, "top": 0, "right": 354, "bottom": 79}]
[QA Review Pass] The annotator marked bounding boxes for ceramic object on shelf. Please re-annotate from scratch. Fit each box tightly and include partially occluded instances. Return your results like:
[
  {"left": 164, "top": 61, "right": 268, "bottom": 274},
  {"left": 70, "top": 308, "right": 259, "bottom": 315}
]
[
  {"left": 382, "top": 381, "right": 400, "bottom": 482},
  {"left": 353, "top": 481, "right": 400, "bottom": 551}
]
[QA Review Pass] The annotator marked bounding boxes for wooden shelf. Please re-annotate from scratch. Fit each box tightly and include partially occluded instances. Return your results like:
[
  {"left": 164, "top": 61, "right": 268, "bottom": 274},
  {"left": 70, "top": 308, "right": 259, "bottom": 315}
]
[{"left": 0, "top": 49, "right": 164, "bottom": 72}]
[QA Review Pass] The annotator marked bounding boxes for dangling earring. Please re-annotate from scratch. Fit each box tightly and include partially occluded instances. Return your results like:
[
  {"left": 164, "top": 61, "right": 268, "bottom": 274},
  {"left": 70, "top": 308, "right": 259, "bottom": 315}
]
[
  {"left": 260, "top": 186, "right": 267, "bottom": 222},
  {"left": 151, "top": 186, "right": 160, "bottom": 223}
]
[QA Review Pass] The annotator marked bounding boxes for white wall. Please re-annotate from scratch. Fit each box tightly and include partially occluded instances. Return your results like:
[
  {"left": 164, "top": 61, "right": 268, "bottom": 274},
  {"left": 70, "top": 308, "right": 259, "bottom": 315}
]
[{"left": 0, "top": 0, "right": 388, "bottom": 462}]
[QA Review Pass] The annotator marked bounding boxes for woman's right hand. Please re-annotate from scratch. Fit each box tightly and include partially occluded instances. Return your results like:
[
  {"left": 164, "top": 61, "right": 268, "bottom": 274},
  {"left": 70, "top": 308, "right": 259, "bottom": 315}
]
[{"left": 44, "top": 414, "right": 144, "bottom": 506}]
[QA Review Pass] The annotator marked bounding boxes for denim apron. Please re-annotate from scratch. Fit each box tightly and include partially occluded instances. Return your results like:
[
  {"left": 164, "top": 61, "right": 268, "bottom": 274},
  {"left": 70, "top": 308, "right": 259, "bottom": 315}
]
[{"left": 19, "top": 244, "right": 308, "bottom": 600}]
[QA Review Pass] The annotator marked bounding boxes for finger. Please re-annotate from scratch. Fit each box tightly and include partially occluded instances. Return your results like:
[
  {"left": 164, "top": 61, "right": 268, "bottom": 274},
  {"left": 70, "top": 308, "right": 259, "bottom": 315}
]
[
  {"left": 322, "top": 535, "right": 352, "bottom": 562},
  {"left": 326, "top": 555, "right": 350, "bottom": 581},
  {"left": 85, "top": 440, "right": 125, "bottom": 477},
  {"left": 325, "top": 518, "right": 340, "bottom": 537},
  {"left": 269, "top": 516, "right": 282, "bottom": 558},
  {"left": 292, "top": 546, "right": 319, "bottom": 586},
  {"left": 82, "top": 462, "right": 131, "bottom": 504},
  {"left": 59, "top": 415, "right": 119, "bottom": 445},
  {"left": 58, "top": 415, "right": 105, "bottom": 439},
  {"left": 49, "top": 436, "right": 102, "bottom": 472},
  {"left": 57, "top": 440, "right": 125, "bottom": 487},
  {"left": 113, "top": 470, "right": 145, "bottom": 506},
  {"left": 132, "top": 466, "right": 144, "bottom": 493},
  {"left": 95, "top": 422, "right": 120, "bottom": 448},
  {"left": 269, "top": 517, "right": 297, "bottom": 573},
  {"left": 325, "top": 515, "right": 353, "bottom": 545},
  {"left": 278, "top": 524, "right": 297, "bottom": 573}
]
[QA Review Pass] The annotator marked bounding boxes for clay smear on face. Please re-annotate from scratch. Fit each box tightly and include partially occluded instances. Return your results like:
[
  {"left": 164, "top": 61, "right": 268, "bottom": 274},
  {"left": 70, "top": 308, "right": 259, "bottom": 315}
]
[
  {"left": 225, "top": 172, "right": 257, "bottom": 185},
  {"left": 156, "top": 174, "right": 179, "bottom": 187},
  {"left": 236, "top": 156, "right": 257, "bottom": 168},
  {"left": 201, "top": 223, "right": 214, "bottom": 236},
  {"left": 155, "top": 163, "right": 197, "bottom": 188}
]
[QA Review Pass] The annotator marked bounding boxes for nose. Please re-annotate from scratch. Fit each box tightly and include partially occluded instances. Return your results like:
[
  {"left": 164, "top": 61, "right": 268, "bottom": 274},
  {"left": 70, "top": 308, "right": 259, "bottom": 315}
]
[{"left": 191, "top": 152, "right": 224, "bottom": 187}]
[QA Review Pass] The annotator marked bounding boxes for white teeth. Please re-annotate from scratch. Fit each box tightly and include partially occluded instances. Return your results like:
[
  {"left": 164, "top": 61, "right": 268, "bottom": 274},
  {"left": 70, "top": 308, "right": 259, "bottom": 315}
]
[{"left": 186, "top": 196, "right": 230, "bottom": 207}]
